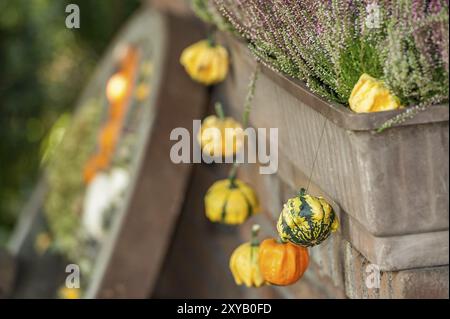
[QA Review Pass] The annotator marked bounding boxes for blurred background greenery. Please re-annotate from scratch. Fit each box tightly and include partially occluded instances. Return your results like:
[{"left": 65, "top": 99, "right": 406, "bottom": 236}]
[{"left": 0, "top": 0, "right": 141, "bottom": 245}]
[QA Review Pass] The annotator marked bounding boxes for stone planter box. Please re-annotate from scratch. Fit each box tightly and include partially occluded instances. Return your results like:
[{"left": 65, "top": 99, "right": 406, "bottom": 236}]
[{"left": 215, "top": 33, "right": 449, "bottom": 271}]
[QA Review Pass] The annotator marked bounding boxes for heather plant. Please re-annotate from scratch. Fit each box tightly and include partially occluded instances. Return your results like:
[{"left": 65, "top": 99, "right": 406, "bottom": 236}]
[
  {"left": 191, "top": 0, "right": 234, "bottom": 32},
  {"left": 213, "top": 0, "right": 387, "bottom": 104},
  {"left": 210, "top": 0, "right": 449, "bottom": 111},
  {"left": 382, "top": 0, "right": 449, "bottom": 106}
]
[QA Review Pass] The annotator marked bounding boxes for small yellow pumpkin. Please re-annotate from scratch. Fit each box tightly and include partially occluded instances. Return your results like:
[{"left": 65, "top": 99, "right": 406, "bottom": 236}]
[
  {"left": 229, "top": 224, "right": 266, "bottom": 288},
  {"left": 349, "top": 73, "right": 402, "bottom": 113},
  {"left": 180, "top": 39, "right": 229, "bottom": 85},
  {"left": 204, "top": 178, "right": 259, "bottom": 225},
  {"left": 198, "top": 114, "right": 244, "bottom": 158}
]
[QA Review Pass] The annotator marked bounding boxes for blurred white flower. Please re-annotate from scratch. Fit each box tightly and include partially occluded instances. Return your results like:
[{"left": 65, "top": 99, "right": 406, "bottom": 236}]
[
  {"left": 82, "top": 167, "right": 130, "bottom": 241},
  {"left": 109, "top": 167, "right": 130, "bottom": 205},
  {"left": 365, "top": 3, "right": 381, "bottom": 29}
]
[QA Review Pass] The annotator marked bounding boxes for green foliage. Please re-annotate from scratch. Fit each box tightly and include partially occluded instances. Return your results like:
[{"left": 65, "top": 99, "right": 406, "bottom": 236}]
[
  {"left": 40, "top": 113, "right": 72, "bottom": 166},
  {"left": 192, "top": 0, "right": 215, "bottom": 24},
  {"left": 44, "top": 98, "right": 102, "bottom": 263},
  {"left": 381, "top": 2, "right": 449, "bottom": 107},
  {"left": 0, "top": 0, "right": 139, "bottom": 245},
  {"left": 190, "top": 0, "right": 234, "bottom": 33}
]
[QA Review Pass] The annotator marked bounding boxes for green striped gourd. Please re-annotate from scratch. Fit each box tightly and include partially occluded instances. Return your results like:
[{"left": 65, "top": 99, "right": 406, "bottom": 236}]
[{"left": 277, "top": 188, "right": 339, "bottom": 247}]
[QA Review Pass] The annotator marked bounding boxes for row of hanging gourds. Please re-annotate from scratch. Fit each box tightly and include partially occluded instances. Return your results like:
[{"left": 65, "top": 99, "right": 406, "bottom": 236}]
[
  {"left": 179, "top": 37, "right": 342, "bottom": 288},
  {"left": 178, "top": 22, "right": 402, "bottom": 286}
]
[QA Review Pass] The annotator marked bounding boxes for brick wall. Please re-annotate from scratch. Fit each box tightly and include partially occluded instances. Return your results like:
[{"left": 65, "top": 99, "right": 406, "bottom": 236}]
[{"left": 237, "top": 163, "right": 449, "bottom": 299}]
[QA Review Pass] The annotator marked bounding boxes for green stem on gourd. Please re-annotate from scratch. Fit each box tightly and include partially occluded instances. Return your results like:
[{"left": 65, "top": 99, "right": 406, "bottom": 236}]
[
  {"left": 206, "top": 28, "right": 216, "bottom": 47},
  {"left": 215, "top": 102, "right": 225, "bottom": 120},
  {"left": 250, "top": 224, "right": 261, "bottom": 247},
  {"left": 227, "top": 162, "right": 239, "bottom": 187},
  {"left": 250, "top": 224, "right": 260, "bottom": 262},
  {"left": 299, "top": 188, "right": 307, "bottom": 196}
]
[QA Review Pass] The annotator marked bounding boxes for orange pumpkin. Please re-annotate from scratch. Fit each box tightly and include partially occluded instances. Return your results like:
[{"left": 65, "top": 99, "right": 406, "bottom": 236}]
[
  {"left": 259, "top": 238, "right": 309, "bottom": 286},
  {"left": 110, "top": 102, "right": 126, "bottom": 121},
  {"left": 83, "top": 149, "right": 111, "bottom": 184},
  {"left": 83, "top": 155, "right": 101, "bottom": 184},
  {"left": 99, "top": 121, "right": 121, "bottom": 155},
  {"left": 95, "top": 151, "right": 109, "bottom": 170}
]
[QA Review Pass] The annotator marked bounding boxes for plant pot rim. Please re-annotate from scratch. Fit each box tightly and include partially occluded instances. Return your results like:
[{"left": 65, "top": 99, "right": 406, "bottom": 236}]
[{"left": 221, "top": 32, "right": 449, "bottom": 132}]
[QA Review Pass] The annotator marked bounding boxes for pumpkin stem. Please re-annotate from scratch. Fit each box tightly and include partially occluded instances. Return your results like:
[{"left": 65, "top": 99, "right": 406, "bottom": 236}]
[
  {"left": 250, "top": 224, "right": 260, "bottom": 262},
  {"left": 251, "top": 224, "right": 260, "bottom": 246},
  {"left": 206, "top": 30, "right": 216, "bottom": 47},
  {"left": 299, "top": 188, "right": 307, "bottom": 196},
  {"left": 227, "top": 162, "right": 238, "bottom": 187},
  {"left": 215, "top": 102, "right": 225, "bottom": 120}
]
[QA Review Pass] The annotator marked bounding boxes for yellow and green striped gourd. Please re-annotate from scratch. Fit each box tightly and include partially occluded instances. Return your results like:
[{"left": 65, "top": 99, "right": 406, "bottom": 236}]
[{"left": 277, "top": 188, "right": 339, "bottom": 247}]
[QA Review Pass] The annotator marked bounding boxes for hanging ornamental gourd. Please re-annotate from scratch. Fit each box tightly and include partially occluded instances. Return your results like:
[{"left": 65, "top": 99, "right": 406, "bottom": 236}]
[
  {"left": 198, "top": 103, "right": 244, "bottom": 158},
  {"left": 204, "top": 178, "right": 259, "bottom": 225},
  {"left": 180, "top": 39, "right": 229, "bottom": 85},
  {"left": 229, "top": 224, "right": 266, "bottom": 288},
  {"left": 259, "top": 238, "right": 309, "bottom": 286},
  {"left": 277, "top": 188, "right": 339, "bottom": 247}
]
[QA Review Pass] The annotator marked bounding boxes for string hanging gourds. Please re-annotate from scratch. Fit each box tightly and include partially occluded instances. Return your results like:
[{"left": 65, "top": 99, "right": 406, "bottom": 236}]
[
  {"left": 180, "top": 12, "right": 340, "bottom": 287},
  {"left": 203, "top": 66, "right": 261, "bottom": 225},
  {"left": 229, "top": 224, "right": 266, "bottom": 288},
  {"left": 277, "top": 188, "right": 339, "bottom": 247}
]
